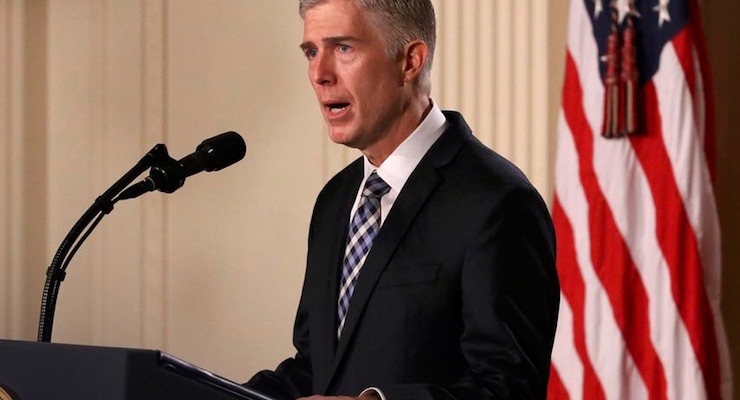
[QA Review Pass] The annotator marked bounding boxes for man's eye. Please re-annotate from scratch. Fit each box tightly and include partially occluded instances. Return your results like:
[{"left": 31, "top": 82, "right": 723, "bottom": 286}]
[
  {"left": 305, "top": 48, "right": 318, "bottom": 59},
  {"left": 338, "top": 44, "right": 351, "bottom": 53}
]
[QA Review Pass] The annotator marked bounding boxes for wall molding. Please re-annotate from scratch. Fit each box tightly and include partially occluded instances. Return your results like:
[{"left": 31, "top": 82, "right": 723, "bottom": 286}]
[
  {"left": 140, "top": 0, "right": 167, "bottom": 349},
  {"left": 1, "top": 0, "right": 13, "bottom": 338},
  {"left": 87, "top": 0, "right": 106, "bottom": 345},
  {"left": 0, "top": 0, "right": 27, "bottom": 339}
]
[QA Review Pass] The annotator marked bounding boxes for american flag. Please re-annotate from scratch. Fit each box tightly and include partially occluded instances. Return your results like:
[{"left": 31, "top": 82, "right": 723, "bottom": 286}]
[{"left": 547, "top": 0, "right": 733, "bottom": 399}]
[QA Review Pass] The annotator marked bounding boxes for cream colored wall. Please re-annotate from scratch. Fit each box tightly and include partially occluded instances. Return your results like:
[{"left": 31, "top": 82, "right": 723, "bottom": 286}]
[
  {"left": 42, "top": 0, "right": 330, "bottom": 378},
  {"left": 7, "top": 0, "right": 711, "bottom": 386}
]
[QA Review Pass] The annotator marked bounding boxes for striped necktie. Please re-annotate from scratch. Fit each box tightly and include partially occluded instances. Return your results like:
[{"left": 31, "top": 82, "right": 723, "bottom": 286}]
[{"left": 337, "top": 171, "right": 390, "bottom": 338}]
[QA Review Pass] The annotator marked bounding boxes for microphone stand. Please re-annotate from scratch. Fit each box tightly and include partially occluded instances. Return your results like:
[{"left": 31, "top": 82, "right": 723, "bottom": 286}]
[{"left": 37, "top": 143, "right": 173, "bottom": 342}]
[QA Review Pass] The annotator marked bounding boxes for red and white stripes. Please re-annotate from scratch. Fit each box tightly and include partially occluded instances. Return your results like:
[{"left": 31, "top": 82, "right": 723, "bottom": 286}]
[{"left": 548, "top": 0, "right": 732, "bottom": 399}]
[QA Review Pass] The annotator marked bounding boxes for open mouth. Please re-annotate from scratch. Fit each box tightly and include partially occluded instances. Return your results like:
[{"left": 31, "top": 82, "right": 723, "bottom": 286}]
[{"left": 325, "top": 102, "right": 350, "bottom": 114}]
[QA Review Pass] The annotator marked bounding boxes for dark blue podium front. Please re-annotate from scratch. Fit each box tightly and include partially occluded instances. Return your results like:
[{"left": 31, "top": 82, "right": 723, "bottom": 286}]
[{"left": 0, "top": 339, "right": 246, "bottom": 400}]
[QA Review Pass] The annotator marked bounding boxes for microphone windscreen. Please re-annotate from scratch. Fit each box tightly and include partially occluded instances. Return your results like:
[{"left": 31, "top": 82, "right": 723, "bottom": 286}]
[{"left": 196, "top": 131, "right": 247, "bottom": 171}]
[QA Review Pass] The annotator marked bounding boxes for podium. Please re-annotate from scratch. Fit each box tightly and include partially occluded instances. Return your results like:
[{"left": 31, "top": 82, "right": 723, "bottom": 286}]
[{"left": 0, "top": 339, "right": 267, "bottom": 400}]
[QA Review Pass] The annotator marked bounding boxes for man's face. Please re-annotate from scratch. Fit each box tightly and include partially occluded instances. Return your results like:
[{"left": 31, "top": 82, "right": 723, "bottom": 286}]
[{"left": 301, "top": 0, "right": 408, "bottom": 152}]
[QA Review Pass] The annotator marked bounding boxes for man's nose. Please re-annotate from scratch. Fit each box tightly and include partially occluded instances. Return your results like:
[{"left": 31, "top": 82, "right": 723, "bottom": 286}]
[{"left": 311, "top": 53, "right": 336, "bottom": 86}]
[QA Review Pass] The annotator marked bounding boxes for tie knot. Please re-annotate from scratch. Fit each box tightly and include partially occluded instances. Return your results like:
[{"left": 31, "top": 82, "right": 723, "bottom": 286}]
[{"left": 362, "top": 172, "right": 391, "bottom": 199}]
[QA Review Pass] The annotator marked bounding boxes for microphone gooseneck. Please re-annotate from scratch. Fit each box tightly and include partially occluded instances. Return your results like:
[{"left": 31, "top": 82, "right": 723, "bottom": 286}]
[{"left": 38, "top": 131, "right": 245, "bottom": 342}]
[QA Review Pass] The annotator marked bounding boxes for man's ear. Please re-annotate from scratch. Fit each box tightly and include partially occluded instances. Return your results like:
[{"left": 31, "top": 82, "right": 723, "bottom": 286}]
[{"left": 400, "top": 40, "right": 428, "bottom": 85}]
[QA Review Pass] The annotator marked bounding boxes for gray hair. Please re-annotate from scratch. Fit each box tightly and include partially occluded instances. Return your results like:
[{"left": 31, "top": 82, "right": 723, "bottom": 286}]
[{"left": 299, "top": 0, "right": 436, "bottom": 95}]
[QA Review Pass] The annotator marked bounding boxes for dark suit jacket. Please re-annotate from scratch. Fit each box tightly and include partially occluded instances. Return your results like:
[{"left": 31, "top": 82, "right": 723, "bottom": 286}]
[{"left": 247, "top": 111, "right": 559, "bottom": 400}]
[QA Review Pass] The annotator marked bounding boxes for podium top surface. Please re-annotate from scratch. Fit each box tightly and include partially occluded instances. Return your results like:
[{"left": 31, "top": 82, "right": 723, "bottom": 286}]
[{"left": 0, "top": 339, "right": 261, "bottom": 400}]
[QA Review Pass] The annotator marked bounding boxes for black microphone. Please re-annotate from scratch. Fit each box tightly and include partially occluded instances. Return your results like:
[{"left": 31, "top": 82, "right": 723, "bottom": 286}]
[{"left": 118, "top": 131, "right": 246, "bottom": 200}]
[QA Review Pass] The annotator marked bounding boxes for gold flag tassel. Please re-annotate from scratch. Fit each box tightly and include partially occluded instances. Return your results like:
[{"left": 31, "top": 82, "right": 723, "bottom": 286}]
[
  {"left": 620, "top": 1, "right": 640, "bottom": 135},
  {"left": 602, "top": 2, "right": 622, "bottom": 138}
]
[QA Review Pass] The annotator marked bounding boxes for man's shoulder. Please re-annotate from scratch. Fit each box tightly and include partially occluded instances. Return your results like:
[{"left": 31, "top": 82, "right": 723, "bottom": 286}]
[
  {"left": 437, "top": 110, "right": 519, "bottom": 170},
  {"left": 434, "top": 115, "right": 532, "bottom": 190},
  {"left": 432, "top": 115, "right": 543, "bottom": 205}
]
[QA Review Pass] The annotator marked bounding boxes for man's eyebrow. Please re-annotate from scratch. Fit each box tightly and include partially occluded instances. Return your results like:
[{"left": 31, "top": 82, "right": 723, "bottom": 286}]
[
  {"left": 300, "top": 36, "right": 358, "bottom": 50},
  {"left": 323, "top": 36, "right": 356, "bottom": 45}
]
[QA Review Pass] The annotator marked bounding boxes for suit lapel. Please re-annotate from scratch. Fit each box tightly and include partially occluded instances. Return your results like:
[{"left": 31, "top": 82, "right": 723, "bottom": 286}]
[
  {"left": 332, "top": 161, "right": 439, "bottom": 354},
  {"left": 321, "top": 112, "right": 470, "bottom": 393}
]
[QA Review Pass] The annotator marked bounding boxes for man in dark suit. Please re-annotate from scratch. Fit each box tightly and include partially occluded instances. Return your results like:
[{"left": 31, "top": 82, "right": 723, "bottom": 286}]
[{"left": 246, "top": 1, "right": 559, "bottom": 399}]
